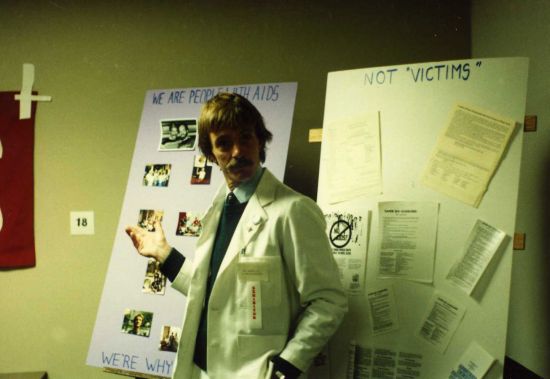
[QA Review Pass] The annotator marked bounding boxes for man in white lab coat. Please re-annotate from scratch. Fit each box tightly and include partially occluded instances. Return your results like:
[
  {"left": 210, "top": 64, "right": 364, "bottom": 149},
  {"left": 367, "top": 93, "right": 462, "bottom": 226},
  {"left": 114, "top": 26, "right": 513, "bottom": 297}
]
[{"left": 126, "top": 93, "right": 347, "bottom": 379}]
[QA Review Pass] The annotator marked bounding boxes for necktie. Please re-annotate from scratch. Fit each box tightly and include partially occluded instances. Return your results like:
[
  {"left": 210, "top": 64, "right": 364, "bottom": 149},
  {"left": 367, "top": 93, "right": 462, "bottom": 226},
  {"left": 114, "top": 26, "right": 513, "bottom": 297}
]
[
  {"left": 194, "top": 191, "right": 247, "bottom": 370},
  {"left": 225, "top": 191, "right": 238, "bottom": 207}
]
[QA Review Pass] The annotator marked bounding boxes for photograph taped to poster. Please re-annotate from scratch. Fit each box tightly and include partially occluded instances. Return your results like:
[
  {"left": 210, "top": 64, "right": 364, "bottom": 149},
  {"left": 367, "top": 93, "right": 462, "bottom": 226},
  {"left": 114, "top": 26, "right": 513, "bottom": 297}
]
[
  {"left": 190, "top": 155, "right": 212, "bottom": 185},
  {"left": 143, "top": 164, "right": 171, "bottom": 187},
  {"left": 87, "top": 82, "right": 297, "bottom": 376},
  {"left": 142, "top": 259, "right": 167, "bottom": 295},
  {"left": 158, "top": 118, "right": 197, "bottom": 151},
  {"left": 138, "top": 209, "right": 164, "bottom": 232},
  {"left": 121, "top": 309, "right": 154, "bottom": 338},
  {"left": 175, "top": 211, "right": 203, "bottom": 237},
  {"left": 159, "top": 325, "right": 181, "bottom": 353}
]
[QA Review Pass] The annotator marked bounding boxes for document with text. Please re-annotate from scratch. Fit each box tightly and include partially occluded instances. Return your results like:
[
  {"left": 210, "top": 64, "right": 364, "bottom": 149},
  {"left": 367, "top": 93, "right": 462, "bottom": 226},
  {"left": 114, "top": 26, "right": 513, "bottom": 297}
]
[
  {"left": 421, "top": 103, "right": 516, "bottom": 207},
  {"left": 418, "top": 292, "right": 466, "bottom": 353},
  {"left": 324, "top": 210, "right": 369, "bottom": 294},
  {"left": 448, "top": 341, "right": 495, "bottom": 379},
  {"left": 346, "top": 342, "right": 423, "bottom": 379},
  {"left": 323, "top": 112, "right": 382, "bottom": 204},
  {"left": 447, "top": 220, "right": 506, "bottom": 295},
  {"left": 377, "top": 201, "right": 439, "bottom": 283},
  {"left": 367, "top": 285, "right": 399, "bottom": 335}
]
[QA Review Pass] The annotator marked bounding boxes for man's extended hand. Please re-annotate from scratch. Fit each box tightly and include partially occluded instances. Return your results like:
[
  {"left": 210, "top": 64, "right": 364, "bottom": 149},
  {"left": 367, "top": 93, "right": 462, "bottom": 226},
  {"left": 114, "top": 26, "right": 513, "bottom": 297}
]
[{"left": 125, "top": 220, "right": 172, "bottom": 264}]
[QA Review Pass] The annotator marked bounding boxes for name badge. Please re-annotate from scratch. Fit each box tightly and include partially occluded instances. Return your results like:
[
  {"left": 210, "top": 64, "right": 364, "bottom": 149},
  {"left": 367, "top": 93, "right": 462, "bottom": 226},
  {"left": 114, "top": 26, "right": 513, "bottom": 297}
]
[{"left": 238, "top": 262, "right": 268, "bottom": 282}]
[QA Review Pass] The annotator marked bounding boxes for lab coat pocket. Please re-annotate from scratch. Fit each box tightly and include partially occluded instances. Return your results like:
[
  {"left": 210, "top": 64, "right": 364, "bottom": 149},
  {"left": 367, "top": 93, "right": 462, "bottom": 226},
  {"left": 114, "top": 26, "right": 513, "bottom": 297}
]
[{"left": 237, "top": 256, "right": 282, "bottom": 308}]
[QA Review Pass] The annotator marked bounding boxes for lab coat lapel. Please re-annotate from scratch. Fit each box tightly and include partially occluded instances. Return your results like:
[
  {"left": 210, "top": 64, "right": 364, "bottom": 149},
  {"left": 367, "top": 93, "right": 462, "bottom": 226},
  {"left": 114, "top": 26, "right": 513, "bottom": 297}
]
[{"left": 193, "top": 186, "right": 225, "bottom": 275}]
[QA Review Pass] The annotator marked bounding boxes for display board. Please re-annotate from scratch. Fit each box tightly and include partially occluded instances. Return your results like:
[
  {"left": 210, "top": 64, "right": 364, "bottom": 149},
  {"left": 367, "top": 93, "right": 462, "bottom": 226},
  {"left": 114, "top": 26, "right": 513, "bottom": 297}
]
[
  {"left": 318, "top": 58, "right": 528, "bottom": 379},
  {"left": 87, "top": 82, "right": 297, "bottom": 377}
]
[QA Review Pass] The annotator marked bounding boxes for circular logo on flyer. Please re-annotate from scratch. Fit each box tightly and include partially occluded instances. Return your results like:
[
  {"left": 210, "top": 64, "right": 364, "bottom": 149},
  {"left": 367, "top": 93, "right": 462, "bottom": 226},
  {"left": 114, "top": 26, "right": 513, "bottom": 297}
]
[{"left": 329, "top": 219, "right": 352, "bottom": 248}]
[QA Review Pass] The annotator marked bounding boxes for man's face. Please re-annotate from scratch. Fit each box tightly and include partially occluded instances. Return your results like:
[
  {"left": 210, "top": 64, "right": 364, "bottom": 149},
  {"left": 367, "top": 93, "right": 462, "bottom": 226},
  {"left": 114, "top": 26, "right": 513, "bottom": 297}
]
[
  {"left": 209, "top": 126, "right": 261, "bottom": 189},
  {"left": 134, "top": 316, "right": 143, "bottom": 327}
]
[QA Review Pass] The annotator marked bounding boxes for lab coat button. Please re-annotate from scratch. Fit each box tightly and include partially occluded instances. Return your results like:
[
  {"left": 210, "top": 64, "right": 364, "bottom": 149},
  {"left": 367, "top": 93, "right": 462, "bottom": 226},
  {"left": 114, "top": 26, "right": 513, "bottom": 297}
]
[{"left": 253, "top": 215, "right": 261, "bottom": 225}]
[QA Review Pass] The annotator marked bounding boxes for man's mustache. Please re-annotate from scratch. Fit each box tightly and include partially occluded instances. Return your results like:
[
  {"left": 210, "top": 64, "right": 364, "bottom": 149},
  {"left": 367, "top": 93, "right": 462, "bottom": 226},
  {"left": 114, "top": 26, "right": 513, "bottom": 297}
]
[{"left": 225, "top": 157, "right": 253, "bottom": 171}]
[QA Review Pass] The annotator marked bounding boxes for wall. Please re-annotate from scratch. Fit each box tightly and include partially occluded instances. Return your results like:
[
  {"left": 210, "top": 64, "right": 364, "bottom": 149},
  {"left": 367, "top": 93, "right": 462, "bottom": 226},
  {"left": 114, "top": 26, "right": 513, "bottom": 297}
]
[
  {"left": 472, "top": 1, "right": 550, "bottom": 378},
  {"left": 0, "top": 1, "right": 469, "bottom": 378}
]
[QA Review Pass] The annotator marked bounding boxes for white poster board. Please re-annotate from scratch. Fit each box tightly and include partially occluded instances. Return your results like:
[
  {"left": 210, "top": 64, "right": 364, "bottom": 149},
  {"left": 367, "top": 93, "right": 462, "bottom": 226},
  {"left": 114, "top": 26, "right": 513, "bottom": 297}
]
[
  {"left": 87, "top": 82, "right": 297, "bottom": 377},
  {"left": 318, "top": 58, "right": 528, "bottom": 378}
]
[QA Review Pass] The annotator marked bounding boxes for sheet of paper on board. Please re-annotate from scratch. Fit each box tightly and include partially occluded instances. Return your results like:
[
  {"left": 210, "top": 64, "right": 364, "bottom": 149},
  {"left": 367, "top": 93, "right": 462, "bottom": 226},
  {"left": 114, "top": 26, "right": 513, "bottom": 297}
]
[
  {"left": 377, "top": 201, "right": 439, "bottom": 283},
  {"left": 446, "top": 220, "right": 506, "bottom": 295},
  {"left": 323, "top": 112, "right": 382, "bottom": 204},
  {"left": 418, "top": 292, "right": 466, "bottom": 353},
  {"left": 421, "top": 103, "right": 516, "bottom": 207}
]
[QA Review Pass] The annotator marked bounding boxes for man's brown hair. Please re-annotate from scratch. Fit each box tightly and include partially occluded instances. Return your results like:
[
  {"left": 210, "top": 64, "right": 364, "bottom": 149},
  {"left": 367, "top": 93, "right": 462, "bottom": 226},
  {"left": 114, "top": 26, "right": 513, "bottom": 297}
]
[{"left": 198, "top": 92, "right": 273, "bottom": 163}]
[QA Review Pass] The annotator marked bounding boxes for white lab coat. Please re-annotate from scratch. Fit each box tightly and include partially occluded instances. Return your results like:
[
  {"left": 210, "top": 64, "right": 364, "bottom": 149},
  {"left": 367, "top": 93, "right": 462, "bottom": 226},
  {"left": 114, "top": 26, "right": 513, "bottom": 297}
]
[{"left": 171, "top": 169, "right": 348, "bottom": 379}]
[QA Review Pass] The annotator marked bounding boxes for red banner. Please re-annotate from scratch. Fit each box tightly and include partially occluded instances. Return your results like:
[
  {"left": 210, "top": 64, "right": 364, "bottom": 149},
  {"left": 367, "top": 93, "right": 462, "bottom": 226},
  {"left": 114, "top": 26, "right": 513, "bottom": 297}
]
[{"left": 0, "top": 91, "right": 36, "bottom": 268}]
